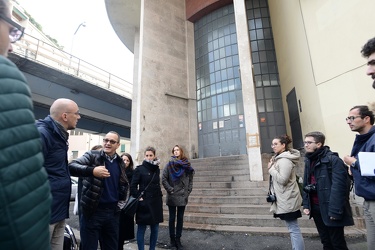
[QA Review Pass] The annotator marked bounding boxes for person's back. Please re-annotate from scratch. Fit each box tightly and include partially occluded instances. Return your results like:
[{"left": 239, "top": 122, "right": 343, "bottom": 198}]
[{"left": 0, "top": 55, "right": 51, "bottom": 249}]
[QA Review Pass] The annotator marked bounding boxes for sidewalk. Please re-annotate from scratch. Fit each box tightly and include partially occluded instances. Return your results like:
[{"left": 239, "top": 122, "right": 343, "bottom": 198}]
[{"left": 71, "top": 225, "right": 367, "bottom": 250}]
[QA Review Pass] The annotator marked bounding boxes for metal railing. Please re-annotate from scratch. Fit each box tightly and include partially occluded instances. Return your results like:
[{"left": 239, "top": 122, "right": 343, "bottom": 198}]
[{"left": 10, "top": 33, "right": 133, "bottom": 99}]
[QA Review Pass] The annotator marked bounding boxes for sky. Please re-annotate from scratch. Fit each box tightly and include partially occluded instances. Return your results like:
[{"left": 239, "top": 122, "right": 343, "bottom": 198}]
[{"left": 16, "top": 0, "right": 134, "bottom": 83}]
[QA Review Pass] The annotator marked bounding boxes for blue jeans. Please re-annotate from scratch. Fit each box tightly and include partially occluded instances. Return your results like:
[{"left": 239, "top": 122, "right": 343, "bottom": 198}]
[
  {"left": 285, "top": 219, "right": 305, "bottom": 250},
  {"left": 137, "top": 223, "right": 159, "bottom": 250},
  {"left": 168, "top": 206, "right": 186, "bottom": 238},
  {"left": 364, "top": 200, "right": 375, "bottom": 249},
  {"left": 80, "top": 208, "right": 120, "bottom": 250}
]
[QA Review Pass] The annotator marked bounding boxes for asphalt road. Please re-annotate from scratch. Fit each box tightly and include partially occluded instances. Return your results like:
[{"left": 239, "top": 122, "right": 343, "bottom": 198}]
[{"left": 66, "top": 202, "right": 367, "bottom": 250}]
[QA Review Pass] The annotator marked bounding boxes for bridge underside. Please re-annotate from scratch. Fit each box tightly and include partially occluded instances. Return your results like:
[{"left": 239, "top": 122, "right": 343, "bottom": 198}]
[{"left": 8, "top": 53, "right": 131, "bottom": 138}]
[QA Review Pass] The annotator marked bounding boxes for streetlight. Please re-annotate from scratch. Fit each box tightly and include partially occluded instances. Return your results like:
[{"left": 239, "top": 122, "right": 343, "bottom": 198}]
[{"left": 70, "top": 22, "right": 86, "bottom": 57}]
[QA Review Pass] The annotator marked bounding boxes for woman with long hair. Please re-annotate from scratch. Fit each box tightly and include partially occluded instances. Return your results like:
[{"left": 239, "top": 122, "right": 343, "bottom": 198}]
[
  {"left": 130, "top": 147, "right": 163, "bottom": 250},
  {"left": 268, "top": 135, "right": 304, "bottom": 250},
  {"left": 162, "top": 145, "right": 195, "bottom": 250}
]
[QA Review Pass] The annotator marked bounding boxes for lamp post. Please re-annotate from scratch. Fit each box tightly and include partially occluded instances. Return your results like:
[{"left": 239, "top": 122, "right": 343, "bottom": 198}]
[{"left": 70, "top": 22, "right": 86, "bottom": 58}]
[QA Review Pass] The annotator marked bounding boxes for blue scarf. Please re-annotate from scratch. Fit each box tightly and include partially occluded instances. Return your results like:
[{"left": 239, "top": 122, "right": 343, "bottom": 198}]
[{"left": 166, "top": 156, "right": 194, "bottom": 183}]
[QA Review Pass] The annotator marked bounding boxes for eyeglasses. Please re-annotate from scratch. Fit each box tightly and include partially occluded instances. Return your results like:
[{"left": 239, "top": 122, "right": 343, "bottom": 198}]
[
  {"left": 0, "top": 15, "right": 25, "bottom": 43},
  {"left": 345, "top": 116, "right": 362, "bottom": 122},
  {"left": 304, "top": 141, "right": 316, "bottom": 145},
  {"left": 103, "top": 138, "right": 118, "bottom": 145},
  {"left": 271, "top": 144, "right": 279, "bottom": 148}
]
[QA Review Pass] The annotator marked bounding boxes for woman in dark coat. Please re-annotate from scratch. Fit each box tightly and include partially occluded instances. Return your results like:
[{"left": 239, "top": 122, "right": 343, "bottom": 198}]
[
  {"left": 118, "top": 153, "right": 135, "bottom": 249},
  {"left": 162, "top": 145, "right": 194, "bottom": 250},
  {"left": 130, "top": 146, "right": 163, "bottom": 250}
]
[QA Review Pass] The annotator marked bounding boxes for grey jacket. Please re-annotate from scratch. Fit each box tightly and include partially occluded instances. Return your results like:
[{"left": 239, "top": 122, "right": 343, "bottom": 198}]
[{"left": 162, "top": 163, "right": 194, "bottom": 206}]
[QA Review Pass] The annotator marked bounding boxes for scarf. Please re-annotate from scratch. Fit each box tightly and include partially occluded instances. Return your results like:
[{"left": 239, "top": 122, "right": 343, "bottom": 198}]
[
  {"left": 144, "top": 158, "right": 161, "bottom": 166},
  {"left": 350, "top": 126, "right": 375, "bottom": 156},
  {"left": 166, "top": 156, "right": 194, "bottom": 183}
]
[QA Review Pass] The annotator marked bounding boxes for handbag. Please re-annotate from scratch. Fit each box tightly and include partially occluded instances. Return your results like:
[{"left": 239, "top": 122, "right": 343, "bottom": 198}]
[
  {"left": 122, "top": 172, "right": 156, "bottom": 216},
  {"left": 266, "top": 175, "right": 277, "bottom": 203}
]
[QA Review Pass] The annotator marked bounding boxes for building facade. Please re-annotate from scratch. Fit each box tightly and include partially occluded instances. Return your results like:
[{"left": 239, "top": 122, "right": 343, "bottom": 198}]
[{"left": 105, "top": 0, "right": 375, "bottom": 180}]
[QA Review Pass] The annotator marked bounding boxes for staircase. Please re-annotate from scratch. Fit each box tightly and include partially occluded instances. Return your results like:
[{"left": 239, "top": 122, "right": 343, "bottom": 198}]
[{"left": 161, "top": 155, "right": 366, "bottom": 237}]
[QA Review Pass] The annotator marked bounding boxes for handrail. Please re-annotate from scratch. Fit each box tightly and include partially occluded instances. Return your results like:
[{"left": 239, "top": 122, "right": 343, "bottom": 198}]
[{"left": 10, "top": 33, "right": 133, "bottom": 99}]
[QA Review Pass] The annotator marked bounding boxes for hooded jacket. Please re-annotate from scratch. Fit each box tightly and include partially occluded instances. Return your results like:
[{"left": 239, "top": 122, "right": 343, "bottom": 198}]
[
  {"left": 0, "top": 56, "right": 51, "bottom": 249},
  {"left": 268, "top": 149, "right": 302, "bottom": 215}
]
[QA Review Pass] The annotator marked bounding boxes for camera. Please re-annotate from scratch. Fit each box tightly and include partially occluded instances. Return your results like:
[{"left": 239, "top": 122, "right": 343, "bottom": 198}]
[
  {"left": 303, "top": 184, "right": 317, "bottom": 193},
  {"left": 266, "top": 194, "right": 277, "bottom": 202}
]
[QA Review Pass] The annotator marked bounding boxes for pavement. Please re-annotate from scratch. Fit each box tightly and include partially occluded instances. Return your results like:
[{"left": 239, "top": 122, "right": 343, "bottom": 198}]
[{"left": 67, "top": 202, "right": 367, "bottom": 250}]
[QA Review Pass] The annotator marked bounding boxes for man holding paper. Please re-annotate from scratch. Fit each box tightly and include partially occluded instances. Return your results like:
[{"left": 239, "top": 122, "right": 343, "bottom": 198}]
[{"left": 344, "top": 105, "right": 375, "bottom": 249}]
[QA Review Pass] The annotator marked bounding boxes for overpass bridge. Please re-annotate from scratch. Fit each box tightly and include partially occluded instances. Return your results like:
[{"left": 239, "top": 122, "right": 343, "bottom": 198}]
[{"left": 8, "top": 33, "right": 132, "bottom": 138}]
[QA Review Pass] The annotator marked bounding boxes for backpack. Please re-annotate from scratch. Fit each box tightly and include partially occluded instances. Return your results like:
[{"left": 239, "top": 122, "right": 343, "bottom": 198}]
[{"left": 327, "top": 153, "right": 354, "bottom": 193}]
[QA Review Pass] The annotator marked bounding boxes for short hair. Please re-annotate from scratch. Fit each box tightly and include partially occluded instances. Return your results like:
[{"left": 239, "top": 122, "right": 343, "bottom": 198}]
[
  {"left": 305, "top": 131, "right": 325, "bottom": 145},
  {"left": 120, "top": 153, "right": 134, "bottom": 170},
  {"left": 273, "top": 135, "right": 292, "bottom": 150},
  {"left": 361, "top": 37, "right": 375, "bottom": 58},
  {"left": 171, "top": 145, "right": 187, "bottom": 160},
  {"left": 91, "top": 145, "right": 102, "bottom": 150},
  {"left": 107, "top": 131, "right": 120, "bottom": 142},
  {"left": 350, "top": 105, "right": 375, "bottom": 125},
  {"left": 144, "top": 146, "right": 156, "bottom": 155}
]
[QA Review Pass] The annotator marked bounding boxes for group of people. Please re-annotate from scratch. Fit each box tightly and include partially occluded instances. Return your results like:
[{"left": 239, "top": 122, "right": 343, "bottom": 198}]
[
  {"left": 267, "top": 104, "right": 375, "bottom": 250},
  {"left": 2, "top": 0, "right": 375, "bottom": 247}
]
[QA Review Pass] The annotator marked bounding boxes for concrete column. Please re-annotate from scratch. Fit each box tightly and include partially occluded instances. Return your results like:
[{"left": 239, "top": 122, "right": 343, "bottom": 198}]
[
  {"left": 130, "top": 0, "right": 198, "bottom": 164},
  {"left": 233, "top": 0, "right": 263, "bottom": 181}
]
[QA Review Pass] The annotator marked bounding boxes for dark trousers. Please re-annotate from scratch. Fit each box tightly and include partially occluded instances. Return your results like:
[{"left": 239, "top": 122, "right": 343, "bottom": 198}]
[
  {"left": 80, "top": 208, "right": 120, "bottom": 250},
  {"left": 311, "top": 204, "right": 348, "bottom": 250},
  {"left": 168, "top": 205, "right": 186, "bottom": 238},
  {"left": 118, "top": 213, "right": 135, "bottom": 250}
]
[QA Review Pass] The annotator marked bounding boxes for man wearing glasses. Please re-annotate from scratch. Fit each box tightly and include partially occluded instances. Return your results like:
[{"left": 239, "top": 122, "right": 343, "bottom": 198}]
[
  {"left": 69, "top": 131, "right": 129, "bottom": 250},
  {"left": 0, "top": 1, "right": 50, "bottom": 249},
  {"left": 302, "top": 131, "right": 353, "bottom": 250},
  {"left": 343, "top": 105, "right": 375, "bottom": 249},
  {"left": 36, "top": 98, "right": 81, "bottom": 250}
]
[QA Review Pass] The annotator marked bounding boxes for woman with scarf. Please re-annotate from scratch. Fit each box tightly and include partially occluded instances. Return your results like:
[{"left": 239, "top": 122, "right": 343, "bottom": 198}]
[
  {"left": 268, "top": 135, "right": 304, "bottom": 250},
  {"left": 162, "top": 145, "right": 195, "bottom": 250},
  {"left": 130, "top": 147, "right": 163, "bottom": 250}
]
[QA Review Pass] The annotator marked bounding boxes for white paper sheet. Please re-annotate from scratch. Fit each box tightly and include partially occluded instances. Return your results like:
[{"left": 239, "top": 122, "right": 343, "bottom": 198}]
[{"left": 358, "top": 152, "right": 375, "bottom": 176}]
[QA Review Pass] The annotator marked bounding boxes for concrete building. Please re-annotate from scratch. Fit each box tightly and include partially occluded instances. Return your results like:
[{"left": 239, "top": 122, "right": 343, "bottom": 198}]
[{"left": 105, "top": 0, "right": 374, "bottom": 179}]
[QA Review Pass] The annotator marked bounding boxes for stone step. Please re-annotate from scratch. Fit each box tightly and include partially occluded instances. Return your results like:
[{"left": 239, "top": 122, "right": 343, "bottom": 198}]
[
  {"left": 188, "top": 195, "right": 269, "bottom": 205},
  {"left": 196, "top": 169, "right": 250, "bottom": 176},
  {"left": 194, "top": 174, "right": 251, "bottom": 182},
  {"left": 191, "top": 187, "right": 266, "bottom": 196},
  {"left": 193, "top": 181, "right": 269, "bottom": 189}
]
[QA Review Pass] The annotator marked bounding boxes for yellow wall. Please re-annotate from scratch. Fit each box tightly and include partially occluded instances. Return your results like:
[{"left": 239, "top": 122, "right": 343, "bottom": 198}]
[{"left": 269, "top": 0, "right": 375, "bottom": 156}]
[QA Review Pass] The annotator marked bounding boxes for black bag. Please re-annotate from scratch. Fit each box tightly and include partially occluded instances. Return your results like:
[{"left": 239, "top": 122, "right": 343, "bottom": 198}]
[
  {"left": 266, "top": 175, "right": 277, "bottom": 203},
  {"left": 122, "top": 172, "right": 156, "bottom": 216},
  {"left": 122, "top": 196, "right": 139, "bottom": 216}
]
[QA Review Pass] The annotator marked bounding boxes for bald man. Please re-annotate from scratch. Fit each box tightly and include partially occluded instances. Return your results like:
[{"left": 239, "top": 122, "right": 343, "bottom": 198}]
[{"left": 36, "top": 98, "right": 81, "bottom": 250}]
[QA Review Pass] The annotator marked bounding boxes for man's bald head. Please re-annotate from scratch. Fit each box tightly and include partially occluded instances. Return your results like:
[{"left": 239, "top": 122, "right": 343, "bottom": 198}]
[{"left": 50, "top": 98, "right": 80, "bottom": 130}]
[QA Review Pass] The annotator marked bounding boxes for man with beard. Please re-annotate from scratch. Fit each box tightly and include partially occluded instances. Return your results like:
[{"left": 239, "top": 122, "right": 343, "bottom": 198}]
[
  {"left": 361, "top": 37, "right": 375, "bottom": 89},
  {"left": 303, "top": 131, "right": 353, "bottom": 250},
  {"left": 343, "top": 105, "right": 375, "bottom": 249}
]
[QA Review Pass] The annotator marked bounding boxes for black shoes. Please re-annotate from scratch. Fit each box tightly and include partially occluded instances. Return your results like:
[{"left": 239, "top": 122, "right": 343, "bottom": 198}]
[
  {"left": 170, "top": 237, "right": 177, "bottom": 250},
  {"left": 176, "top": 237, "right": 183, "bottom": 250}
]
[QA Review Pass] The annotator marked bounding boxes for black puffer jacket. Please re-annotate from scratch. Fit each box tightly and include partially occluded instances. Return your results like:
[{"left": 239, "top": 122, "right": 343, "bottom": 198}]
[
  {"left": 69, "top": 150, "right": 128, "bottom": 217},
  {"left": 131, "top": 160, "right": 163, "bottom": 225},
  {"left": 302, "top": 146, "right": 354, "bottom": 227}
]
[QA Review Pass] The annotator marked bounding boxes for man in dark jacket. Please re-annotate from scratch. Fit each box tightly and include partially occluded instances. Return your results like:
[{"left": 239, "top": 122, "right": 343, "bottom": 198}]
[
  {"left": 343, "top": 105, "right": 375, "bottom": 249},
  {"left": 36, "top": 98, "right": 81, "bottom": 249},
  {"left": 0, "top": 2, "right": 51, "bottom": 248},
  {"left": 69, "top": 131, "right": 129, "bottom": 250},
  {"left": 302, "top": 131, "right": 354, "bottom": 250}
]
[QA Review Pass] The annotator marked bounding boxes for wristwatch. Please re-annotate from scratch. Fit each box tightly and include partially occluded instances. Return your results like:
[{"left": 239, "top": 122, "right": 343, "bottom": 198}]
[{"left": 350, "top": 160, "right": 356, "bottom": 168}]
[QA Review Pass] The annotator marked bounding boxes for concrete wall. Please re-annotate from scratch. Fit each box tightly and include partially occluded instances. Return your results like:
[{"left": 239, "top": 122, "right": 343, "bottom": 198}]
[
  {"left": 269, "top": 0, "right": 375, "bottom": 156},
  {"left": 131, "top": 0, "right": 198, "bottom": 165}
]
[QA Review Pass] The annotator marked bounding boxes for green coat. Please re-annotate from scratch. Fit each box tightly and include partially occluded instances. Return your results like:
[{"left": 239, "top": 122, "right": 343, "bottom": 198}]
[{"left": 0, "top": 56, "right": 51, "bottom": 250}]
